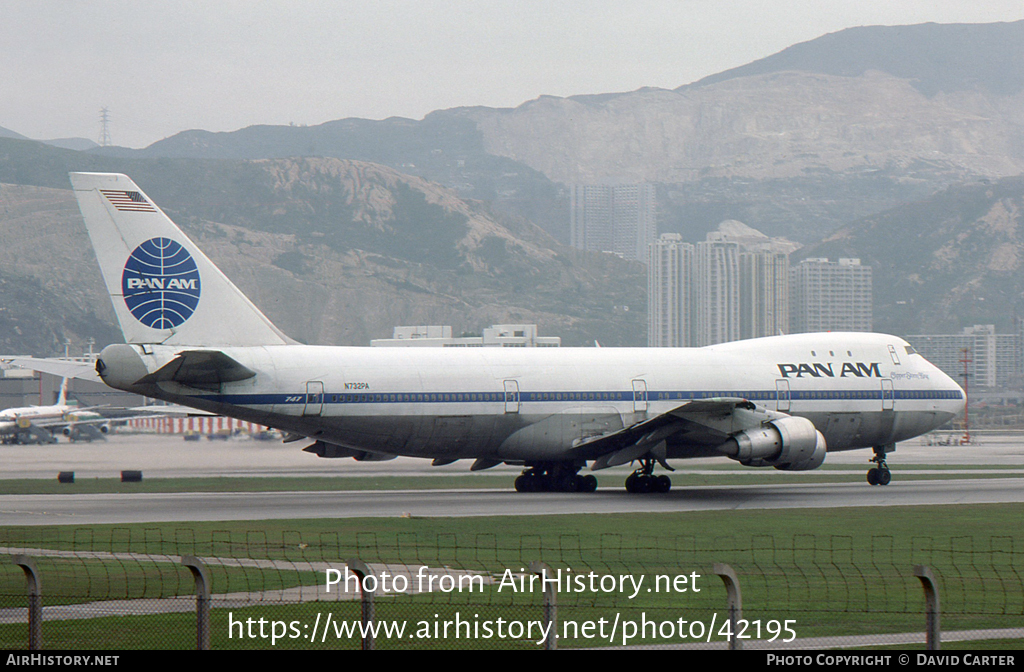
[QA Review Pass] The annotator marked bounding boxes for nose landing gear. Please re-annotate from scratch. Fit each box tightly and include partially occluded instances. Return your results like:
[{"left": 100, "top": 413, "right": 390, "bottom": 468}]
[{"left": 867, "top": 445, "right": 893, "bottom": 486}]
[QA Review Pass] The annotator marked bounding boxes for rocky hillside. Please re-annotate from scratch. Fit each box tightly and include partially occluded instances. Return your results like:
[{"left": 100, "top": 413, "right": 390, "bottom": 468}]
[
  {"left": 798, "top": 175, "right": 1024, "bottom": 335},
  {"left": 463, "top": 21, "right": 1024, "bottom": 187},
  {"left": 462, "top": 68, "right": 1024, "bottom": 186},
  {"left": 0, "top": 184, "right": 121, "bottom": 354},
  {"left": 0, "top": 152, "right": 646, "bottom": 354}
]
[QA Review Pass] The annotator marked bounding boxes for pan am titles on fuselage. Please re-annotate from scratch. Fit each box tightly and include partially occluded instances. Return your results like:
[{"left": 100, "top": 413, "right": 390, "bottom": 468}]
[{"left": 67, "top": 172, "right": 965, "bottom": 493}]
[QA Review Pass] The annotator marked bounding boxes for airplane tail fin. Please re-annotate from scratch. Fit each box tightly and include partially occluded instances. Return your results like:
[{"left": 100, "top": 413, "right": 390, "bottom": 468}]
[
  {"left": 56, "top": 377, "right": 68, "bottom": 406},
  {"left": 70, "top": 173, "right": 294, "bottom": 347}
]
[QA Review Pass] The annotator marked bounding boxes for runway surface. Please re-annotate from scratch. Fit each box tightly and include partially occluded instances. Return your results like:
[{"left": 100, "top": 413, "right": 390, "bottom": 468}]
[
  {"left": 1, "top": 431, "right": 1022, "bottom": 525},
  {"left": 2, "top": 478, "right": 1024, "bottom": 526},
  {"left": 4, "top": 430, "right": 1024, "bottom": 480}
]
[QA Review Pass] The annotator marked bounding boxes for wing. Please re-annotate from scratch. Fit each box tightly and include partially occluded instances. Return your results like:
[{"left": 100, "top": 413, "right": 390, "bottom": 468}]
[{"left": 571, "top": 397, "right": 777, "bottom": 470}]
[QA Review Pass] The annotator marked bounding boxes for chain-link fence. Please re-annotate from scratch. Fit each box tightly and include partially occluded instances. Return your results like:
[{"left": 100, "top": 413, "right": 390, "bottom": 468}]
[{"left": 1, "top": 528, "right": 1022, "bottom": 649}]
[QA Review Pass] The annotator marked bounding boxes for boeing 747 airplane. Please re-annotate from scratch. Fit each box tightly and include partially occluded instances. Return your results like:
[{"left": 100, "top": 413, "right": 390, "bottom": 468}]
[{"left": 63, "top": 172, "right": 965, "bottom": 491}]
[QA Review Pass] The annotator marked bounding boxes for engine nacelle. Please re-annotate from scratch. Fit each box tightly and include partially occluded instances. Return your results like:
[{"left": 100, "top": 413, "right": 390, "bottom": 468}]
[{"left": 716, "top": 416, "right": 827, "bottom": 471}]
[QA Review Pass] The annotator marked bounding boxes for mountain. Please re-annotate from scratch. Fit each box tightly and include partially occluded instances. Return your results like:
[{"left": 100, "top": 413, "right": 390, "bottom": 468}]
[
  {"left": 87, "top": 21, "right": 1024, "bottom": 246},
  {"left": 797, "top": 175, "right": 1024, "bottom": 336},
  {"left": 41, "top": 138, "right": 99, "bottom": 151},
  {"left": 0, "top": 141, "right": 646, "bottom": 354},
  {"left": 7, "top": 21, "right": 1024, "bottom": 348},
  {"left": 687, "top": 21, "right": 1024, "bottom": 97},
  {"left": 0, "top": 126, "right": 28, "bottom": 140},
  {"left": 0, "top": 126, "right": 98, "bottom": 150},
  {"left": 95, "top": 115, "right": 570, "bottom": 243}
]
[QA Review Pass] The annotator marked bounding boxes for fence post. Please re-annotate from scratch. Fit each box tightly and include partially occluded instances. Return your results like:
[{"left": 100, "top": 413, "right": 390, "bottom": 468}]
[
  {"left": 529, "top": 561, "right": 558, "bottom": 650},
  {"left": 181, "top": 556, "right": 211, "bottom": 650},
  {"left": 713, "top": 563, "right": 742, "bottom": 650},
  {"left": 13, "top": 556, "right": 41, "bottom": 651},
  {"left": 914, "top": 565, "right": 941, "bottom": 650},
  {"left": 346, "top": 559, "right": 376, "bottom": 650}
]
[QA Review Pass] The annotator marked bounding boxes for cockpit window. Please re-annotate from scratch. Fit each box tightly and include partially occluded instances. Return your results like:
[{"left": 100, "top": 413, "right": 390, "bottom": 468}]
[{"left": 905, "top": 345, "right": 918, "bottom": 355}]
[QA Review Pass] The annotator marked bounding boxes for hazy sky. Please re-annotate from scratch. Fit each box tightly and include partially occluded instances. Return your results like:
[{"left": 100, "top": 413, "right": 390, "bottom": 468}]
[{"left": 3, "top": 1, "right": 1024, "bottom": 148}]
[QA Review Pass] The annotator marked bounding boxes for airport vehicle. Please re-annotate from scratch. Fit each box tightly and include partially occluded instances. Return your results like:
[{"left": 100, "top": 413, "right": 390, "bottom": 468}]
[{"left": 67, "top": 172, "right": 965, "bottom": 490}]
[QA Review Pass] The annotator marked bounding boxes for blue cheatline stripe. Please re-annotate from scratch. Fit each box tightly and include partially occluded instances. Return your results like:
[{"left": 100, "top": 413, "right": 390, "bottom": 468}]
[{"left": 195, "top": 388, "right": 963, "bottom": 405}]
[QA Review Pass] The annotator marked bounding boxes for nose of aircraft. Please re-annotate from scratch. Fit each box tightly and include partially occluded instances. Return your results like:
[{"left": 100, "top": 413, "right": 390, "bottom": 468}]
[{"left": 933, "top": 363, "right": 966, "bottom": 425}]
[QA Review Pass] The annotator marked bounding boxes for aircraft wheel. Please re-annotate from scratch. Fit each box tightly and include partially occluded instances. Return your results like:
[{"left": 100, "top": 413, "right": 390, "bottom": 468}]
[
  {"left": 877, "top": 469, "right": 891, "bottom": 486},
  {"left": 579, "top": 474, "right": 598, "bottom": 492},
  {"left": 555, "top": 474, "right": 578, "bottom": 492},
  {"left": 655, "top": 475, "right": 672, "bottom": 493},
  {"left": 867, "top": 468, "right": 879, "bottom": 486}
]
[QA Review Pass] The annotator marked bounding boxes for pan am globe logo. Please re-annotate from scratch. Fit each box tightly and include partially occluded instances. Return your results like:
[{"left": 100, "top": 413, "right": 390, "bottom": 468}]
[{"left": 121, "top": 237, "right": 201, "bottom": 329}]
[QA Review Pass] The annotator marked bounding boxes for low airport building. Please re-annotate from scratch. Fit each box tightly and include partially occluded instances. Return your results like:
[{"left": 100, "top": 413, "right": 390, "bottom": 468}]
[{"left": 371, "top": 324, "right": 561, "bottom": 347}]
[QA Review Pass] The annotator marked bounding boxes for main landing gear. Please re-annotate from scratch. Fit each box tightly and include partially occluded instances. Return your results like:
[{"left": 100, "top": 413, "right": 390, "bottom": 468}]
[
  {"left": 867, "top": 445, "right": 892, "bottom": 486},
  {"left": 514, "top": 463, "right": 598, "bottom": 493},
  {"left": 625, "top": 459, "right": 671, "bottom": 494},
  {"left": 513, "top": 459, "right": 673, "bottom": 494}
]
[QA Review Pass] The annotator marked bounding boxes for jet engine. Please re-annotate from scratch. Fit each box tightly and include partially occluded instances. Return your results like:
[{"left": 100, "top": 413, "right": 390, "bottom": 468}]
[
  {"left": 716, "top": 416, "right": 826, "bottom": 471},
  {"left": 64, "top": 424, "right": 110, "bottom": 436}
]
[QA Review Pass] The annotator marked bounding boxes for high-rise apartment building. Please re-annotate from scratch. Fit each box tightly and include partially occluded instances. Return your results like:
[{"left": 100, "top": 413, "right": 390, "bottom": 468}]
[
  {"left": 789, "top": 258, "right": 872, "bottom": 334},
  {"left": 570, "top": 183, "right": 656, "bottom": 262},
  {"left": 648, "top": 224, "right": 793, "bottom": 347},
  {"left": 694, "top": 234, "right": 741, "bottom": 346},
  {"left": 647, "top": 233, "right": 694, "bottom": 346},
  {"left": 906, "top": 324, "right": 1020, "bottom": 389},
  {"left": 740, "top": 249, "right": 789, "bottom": 341}
]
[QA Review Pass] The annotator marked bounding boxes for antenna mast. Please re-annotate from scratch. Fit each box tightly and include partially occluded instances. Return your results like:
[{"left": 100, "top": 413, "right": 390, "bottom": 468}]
[
  {"left": 98, "top": 107, "right": 112, "bottom": 147},
  {"left": 959, "top": 347, "right": 971, "bottom": 445}
]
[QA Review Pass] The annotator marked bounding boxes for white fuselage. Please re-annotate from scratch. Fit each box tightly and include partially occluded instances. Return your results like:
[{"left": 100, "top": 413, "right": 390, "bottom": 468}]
[
  {"left": 0, "top": 404, "right": 72, "bottom": 435},
  {"left": 104, "top": 332, "right": 965, "bottom": 466}
]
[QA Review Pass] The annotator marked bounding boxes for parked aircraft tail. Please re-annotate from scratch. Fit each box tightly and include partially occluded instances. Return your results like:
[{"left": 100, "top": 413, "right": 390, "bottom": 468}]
[
  {"left": 56, "top": 377, "right": 68, "bottom": 406},
  {"left": 70, "top": 173, "right": 293, "bottom": 347}
]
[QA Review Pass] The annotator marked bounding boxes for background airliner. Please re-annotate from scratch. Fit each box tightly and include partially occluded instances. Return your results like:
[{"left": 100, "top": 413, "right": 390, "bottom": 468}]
[
  {"left": 0, "top": 378, "right": 111, "bottom": 443},
  {"left": 58, "top": 172, "right": 965, "bottom": 491}
]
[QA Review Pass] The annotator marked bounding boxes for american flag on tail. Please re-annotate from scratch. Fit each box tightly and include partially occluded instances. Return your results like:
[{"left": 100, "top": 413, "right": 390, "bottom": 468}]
[{"left": 100, "top": 189, "right": 157, "bottom": 212}]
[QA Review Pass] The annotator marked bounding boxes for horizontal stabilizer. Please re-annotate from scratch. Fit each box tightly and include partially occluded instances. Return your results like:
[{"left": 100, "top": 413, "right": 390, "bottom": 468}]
[
  {"left": 4, "top": 357, "right": 103, "bottom": 383},
  {"left": 136, "top": 350, "right": 256, "bottom": 391}
]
